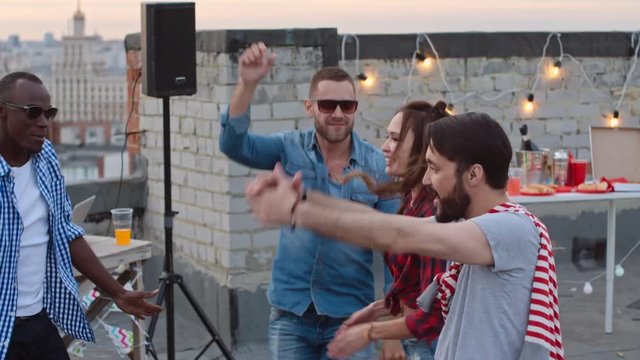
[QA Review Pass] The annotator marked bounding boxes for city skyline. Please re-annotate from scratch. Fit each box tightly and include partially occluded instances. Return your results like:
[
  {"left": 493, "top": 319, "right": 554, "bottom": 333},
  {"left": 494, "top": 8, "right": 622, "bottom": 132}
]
[{"left": 1, "top": 0, "right": 639, "bottom": 41}]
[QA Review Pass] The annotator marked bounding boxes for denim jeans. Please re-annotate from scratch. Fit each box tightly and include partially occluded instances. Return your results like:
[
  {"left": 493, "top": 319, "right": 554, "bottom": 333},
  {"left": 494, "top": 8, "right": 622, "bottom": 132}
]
[
  {"left": 401, "top": 338, "right": 438, "bottom": 360},
  {"left": 268, "top": 306, "right": 374, "bottom": 360}
]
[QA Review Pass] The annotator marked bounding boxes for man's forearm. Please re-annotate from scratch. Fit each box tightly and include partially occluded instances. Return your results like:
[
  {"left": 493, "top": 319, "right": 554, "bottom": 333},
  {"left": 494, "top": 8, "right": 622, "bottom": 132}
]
[
  {"left": 229, "top": 81, "right": 257, "bottom": 117},
  {"left": 293, "top": 200, "right": 492, "bottom": 264},
  {"left": 70, "top": 237, "right": 125, "bottom": 299},
  {"left": 296, "top": 201, "right": 431, "bottom": 254}
]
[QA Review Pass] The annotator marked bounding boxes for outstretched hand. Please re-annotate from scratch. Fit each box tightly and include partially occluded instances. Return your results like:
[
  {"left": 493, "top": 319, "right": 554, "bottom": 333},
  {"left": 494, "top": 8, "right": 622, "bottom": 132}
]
[
  {"left": 113, "top": 288, "right": 162, "bottom": 319},
  {"left": 238, "top": 42, "right": 276, "bottom": 86},
  {"left": 246, "top": 163, "right": 302, "bottom": 227}
]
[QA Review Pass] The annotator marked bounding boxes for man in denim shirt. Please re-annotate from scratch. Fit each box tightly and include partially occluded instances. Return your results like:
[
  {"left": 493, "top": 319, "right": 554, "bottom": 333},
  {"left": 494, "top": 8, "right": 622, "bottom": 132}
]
[{"left": 219, "top": 42, "right": 399, "bottom": 359}]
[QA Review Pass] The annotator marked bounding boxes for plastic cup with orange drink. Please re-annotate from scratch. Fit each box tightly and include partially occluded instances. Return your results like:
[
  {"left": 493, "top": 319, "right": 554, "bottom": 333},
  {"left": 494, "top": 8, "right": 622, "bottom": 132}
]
[{"left": 110, "top": 208, "right": 133, "bottom": 246}]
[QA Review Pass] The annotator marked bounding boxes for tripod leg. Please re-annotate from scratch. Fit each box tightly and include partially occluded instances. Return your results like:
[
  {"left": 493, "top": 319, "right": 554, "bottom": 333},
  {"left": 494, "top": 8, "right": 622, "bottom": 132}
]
[
  {"left": 145, "top": 278, "right": 168, "bottom": 358},
  {"left": 176, "top": 278, "right": 235, "bottom": 360}
]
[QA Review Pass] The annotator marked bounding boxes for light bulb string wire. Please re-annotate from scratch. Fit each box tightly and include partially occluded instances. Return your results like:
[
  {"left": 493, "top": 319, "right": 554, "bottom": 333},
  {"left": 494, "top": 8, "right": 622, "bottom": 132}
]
[
  {"left": 616, "top": 33, "right": 640, "bottom": 110},
  {"left": 341, "top": 34, "right": 361, "bottom": 77},
  {"left": 559, "top": 238, "right": 640, "bottom": 285},
  {"left": 401, "top": 31, "right": 639, "bottom": 115}
]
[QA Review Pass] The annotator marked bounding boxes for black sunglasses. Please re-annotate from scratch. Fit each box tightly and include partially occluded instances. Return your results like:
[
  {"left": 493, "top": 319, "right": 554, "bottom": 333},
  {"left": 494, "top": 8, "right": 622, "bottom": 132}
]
[
  {"left": 1, "top": 102, "right": 58, "bottom": 120},
  {"left": 313, "top": 99, "right": 358, "bottom": 114}
]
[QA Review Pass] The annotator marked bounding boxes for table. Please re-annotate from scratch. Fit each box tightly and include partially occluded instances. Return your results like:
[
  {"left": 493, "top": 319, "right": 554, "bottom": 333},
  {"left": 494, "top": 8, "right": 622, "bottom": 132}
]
[
  {"left": 74, "top": 236, "right": 153, "bottom": 360},
  {"left": 511, "top": 191, "right": 640, "bottom": 334}
]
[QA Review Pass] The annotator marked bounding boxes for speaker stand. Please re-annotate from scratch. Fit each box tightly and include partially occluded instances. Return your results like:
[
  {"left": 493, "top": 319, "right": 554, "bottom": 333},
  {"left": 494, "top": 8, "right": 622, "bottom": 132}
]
[{"left": 145, "top": 97, "right": 234, "bottom": 360}]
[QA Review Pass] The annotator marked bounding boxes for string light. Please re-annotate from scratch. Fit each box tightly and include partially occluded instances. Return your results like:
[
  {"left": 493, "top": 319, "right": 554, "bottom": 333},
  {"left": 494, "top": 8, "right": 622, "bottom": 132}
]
[
  {"left": 446, "top": 103, "right": 454, "bottom": 115},
  {"left": 524, "top": 93, "right": 535, "bottom": 112},
  {"left": 608, "top": 110, "right": 620, "bottom": 128},
  {"left": 548, "top": 59, "right": 562, "bottom": 78},
  {"left": 415, "top": 51, "right": 432, "bottom": 70},
  {"left": 356, "top": 73, "right": 375, "bottom": 88},
  {"left": 376, "top": 30, "right": 640, "bottom": 129},
  {"left": 562, "top": 238, "right": 640, "bottom": 296}
]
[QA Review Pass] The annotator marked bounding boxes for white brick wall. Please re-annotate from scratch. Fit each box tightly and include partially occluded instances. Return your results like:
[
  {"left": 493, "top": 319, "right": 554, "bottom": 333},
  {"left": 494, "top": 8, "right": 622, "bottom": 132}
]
[{"left": 140, "top": 43, "right": 640, "bottom": 291}]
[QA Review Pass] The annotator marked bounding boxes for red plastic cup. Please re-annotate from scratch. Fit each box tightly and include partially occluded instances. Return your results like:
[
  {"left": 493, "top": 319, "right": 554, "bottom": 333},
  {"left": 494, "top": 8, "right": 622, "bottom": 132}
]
[
  {"left": 570, "top": 160, "right": 587, "bottom": 186},
  {"left": 507, "top": 177, "right": 521, "bottom": 196}
]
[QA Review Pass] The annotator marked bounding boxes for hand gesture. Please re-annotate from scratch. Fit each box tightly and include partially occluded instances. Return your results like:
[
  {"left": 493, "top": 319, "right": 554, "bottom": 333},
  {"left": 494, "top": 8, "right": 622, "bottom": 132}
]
[
  {"left": 238, "top": 42, "right": 276, "bottom": 86},
  {"left": 380, "top": 339, "right": 406, "bottom": 360},
  {"left": 113, "top": 289, "right": 162, "bottom": 319},
  {"left": 327, "top": 323, "right": 372, "bottom": 359},
  {"left": 342, "top": 300, "right": 382, "bottom": 328},
  {"left": 246, "top": 163, "right": 302, "bottom": 226}
]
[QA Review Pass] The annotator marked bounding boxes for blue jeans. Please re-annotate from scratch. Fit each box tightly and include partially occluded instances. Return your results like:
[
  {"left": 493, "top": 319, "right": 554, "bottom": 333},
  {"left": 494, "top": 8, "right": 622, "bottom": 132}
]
[
  {"left": 268, "top": 306, "right": 374, "bottom": 360},
  {"left": 402, "top": 338, "right": 437, "bottom": 360}
]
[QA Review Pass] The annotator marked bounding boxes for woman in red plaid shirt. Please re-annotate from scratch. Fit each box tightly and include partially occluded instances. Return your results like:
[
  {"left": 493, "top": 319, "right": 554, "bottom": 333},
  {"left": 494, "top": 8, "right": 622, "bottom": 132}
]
[{"left": 339, "top": 100, "right": 449, "bottom": 359}]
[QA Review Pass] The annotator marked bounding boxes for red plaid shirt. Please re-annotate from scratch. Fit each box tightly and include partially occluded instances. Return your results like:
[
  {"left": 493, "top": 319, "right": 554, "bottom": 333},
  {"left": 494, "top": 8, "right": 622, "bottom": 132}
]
[{"left": 383, "top": 187, "right": 447, "bottom": 344}]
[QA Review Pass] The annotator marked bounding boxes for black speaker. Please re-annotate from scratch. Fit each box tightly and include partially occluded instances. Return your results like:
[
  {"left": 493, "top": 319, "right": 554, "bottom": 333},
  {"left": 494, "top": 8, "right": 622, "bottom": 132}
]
[{"left": 141, "top": 2, "right": 197, "bottom": 97}]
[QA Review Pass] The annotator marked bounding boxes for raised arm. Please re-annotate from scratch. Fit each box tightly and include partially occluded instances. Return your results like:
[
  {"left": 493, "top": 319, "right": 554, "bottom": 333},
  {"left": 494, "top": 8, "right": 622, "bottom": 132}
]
[
  {"left": 218, "top": 42, "right": 283, "bottom": 170},
  {"left": 229, "top": 42, "right": 275, "bottom": 117}
]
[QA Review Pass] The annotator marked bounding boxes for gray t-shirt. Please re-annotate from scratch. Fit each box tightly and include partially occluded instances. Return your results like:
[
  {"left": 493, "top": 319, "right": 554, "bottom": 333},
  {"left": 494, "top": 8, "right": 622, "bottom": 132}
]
[{"left": 434, "top": 211, "right": 540, "bottom": 360}]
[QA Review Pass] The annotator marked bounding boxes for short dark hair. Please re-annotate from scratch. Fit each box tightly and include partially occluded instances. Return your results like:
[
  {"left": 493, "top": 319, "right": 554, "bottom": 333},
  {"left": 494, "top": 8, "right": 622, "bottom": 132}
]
[
  {"left": 0, "top": 72, "right": 43, "bottom": 101},
  {"left": 426, "top": 112, "right": 512, "bottom": 190},
  {"left": 309, "top": 67, "right": 355, "bottom": 97}
]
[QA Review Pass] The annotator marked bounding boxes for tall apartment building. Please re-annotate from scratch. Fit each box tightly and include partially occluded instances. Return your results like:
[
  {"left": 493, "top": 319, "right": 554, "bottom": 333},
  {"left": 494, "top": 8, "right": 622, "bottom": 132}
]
[{"left": 50, "top": 2, "right": 127, "bottom": 146}]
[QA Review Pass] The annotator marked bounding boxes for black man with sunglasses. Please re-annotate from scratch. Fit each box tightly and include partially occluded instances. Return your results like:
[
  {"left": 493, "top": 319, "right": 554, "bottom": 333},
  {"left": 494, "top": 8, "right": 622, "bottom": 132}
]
[
  {"left": 0, "top": 72, "right": 162, "bottom": 360},
  {"left": 219, "top": 43, "right": 400, "bottom": 359}
]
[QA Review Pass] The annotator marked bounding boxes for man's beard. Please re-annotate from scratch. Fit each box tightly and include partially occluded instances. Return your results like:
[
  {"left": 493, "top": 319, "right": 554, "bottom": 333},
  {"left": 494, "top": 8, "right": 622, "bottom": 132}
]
[
  {"left": 315, "top": 116, "right": 353, "bottom": 144},
  {"left": 432, "top": 177, "right": 471, "bottom": 223}
]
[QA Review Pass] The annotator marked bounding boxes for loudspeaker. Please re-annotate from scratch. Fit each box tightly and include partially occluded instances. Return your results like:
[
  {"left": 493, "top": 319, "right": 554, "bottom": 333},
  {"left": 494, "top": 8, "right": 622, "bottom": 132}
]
[{"left": 141, "top": 2, "right": 197, "bottom": 97}]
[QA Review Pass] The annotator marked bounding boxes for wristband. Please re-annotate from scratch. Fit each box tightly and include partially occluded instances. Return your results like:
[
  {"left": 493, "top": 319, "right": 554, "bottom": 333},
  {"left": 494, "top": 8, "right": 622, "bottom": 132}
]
[
  {"left": 290, "top": 189, "right": 307, "bottom": 229},
  {"left": 363, "top": 323, "right": 375, "bottom": 342}
]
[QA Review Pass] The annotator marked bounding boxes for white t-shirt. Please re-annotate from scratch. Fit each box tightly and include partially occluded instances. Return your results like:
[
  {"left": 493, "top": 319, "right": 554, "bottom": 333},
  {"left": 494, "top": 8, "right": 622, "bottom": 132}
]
[{"left": 11, "top": 159, "right": 50, "bottom": 316}]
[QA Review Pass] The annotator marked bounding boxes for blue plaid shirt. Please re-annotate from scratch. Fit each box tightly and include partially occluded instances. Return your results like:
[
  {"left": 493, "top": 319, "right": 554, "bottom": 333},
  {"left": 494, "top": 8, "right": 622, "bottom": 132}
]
[{"left": 0, "top": 140, "right": 94, "bottom": 359}]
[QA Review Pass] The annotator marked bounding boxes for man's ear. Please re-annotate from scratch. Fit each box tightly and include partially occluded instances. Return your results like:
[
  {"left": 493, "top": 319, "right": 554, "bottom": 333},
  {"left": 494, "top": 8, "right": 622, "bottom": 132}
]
[
  {"left": 467, "top": 164, "right": 484, "bottom": 186},
  {"left": 304, "top": 99, "right": 314, "bottom": 117}
]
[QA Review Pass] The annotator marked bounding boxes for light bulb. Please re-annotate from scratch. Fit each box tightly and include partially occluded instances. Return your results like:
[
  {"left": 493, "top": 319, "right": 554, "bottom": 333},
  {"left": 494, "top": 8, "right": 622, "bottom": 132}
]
[
  {"left": 524, "top": 94, "right": 535, "bottom": 112},
  {"left": 362, "top": 76, "right": 375, "bottom": 88},
  {"left": 583, "top": 282, "right": 593, "bottom": 295},
  {"left": 615, "top": 264, "right": 625, "bottom": 277},
  {"left": 609, "top": 111, "right": 620, "bottom": 128},
  {"left": 549, "top": 60, "right": 562, "bottom": 78},
  {"left": 419, "top": 57, "right": 433, "bottom": 70},
  {"left": 445, "top": 104, "right": 454, "bottom": 115}
]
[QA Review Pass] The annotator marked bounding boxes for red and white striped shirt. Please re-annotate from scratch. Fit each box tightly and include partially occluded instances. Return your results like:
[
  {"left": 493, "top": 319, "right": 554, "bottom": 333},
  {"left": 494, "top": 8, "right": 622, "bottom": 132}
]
[{"left": 432, "top": 203, "right": 564, "bottom": 360}]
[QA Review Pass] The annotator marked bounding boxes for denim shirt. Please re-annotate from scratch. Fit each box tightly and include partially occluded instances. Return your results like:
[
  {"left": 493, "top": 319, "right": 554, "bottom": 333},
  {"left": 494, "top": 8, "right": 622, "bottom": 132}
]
[
  {"left": 220, "top": 107, "right": 400, "bottom": 318},
  {"left": 0, "top": 141, "right": 93, "bottom": 360}
]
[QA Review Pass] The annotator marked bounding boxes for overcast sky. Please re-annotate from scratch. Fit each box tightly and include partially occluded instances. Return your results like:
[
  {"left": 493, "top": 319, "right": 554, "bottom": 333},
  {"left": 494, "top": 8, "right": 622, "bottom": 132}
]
[{"left": 1, "top": 0, "right": 638, "bottom": 41}]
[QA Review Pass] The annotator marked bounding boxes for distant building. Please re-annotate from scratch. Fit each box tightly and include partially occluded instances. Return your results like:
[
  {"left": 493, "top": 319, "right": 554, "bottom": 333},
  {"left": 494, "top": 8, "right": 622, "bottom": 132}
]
[
  {"left": 50, "top": 1, "right": 127, "bottom": 147},
  {"left": 44, "top": 32, "right": 57, "bottom": 47},
  {"left": 0, "top": 1, "right": 132, "bottom": 180},
  {"left": 8, "top": 34, "right": 20, "bottom": 47}
]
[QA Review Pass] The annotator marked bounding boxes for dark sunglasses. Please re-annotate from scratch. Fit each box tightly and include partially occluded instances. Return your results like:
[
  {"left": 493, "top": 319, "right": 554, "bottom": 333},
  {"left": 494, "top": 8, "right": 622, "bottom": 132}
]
[
  {"left": 1, "top": 102, "right": 58, "bottom": 120},
  {"left": 313, "top": 99, "right": 358, "bottom": 114}
]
